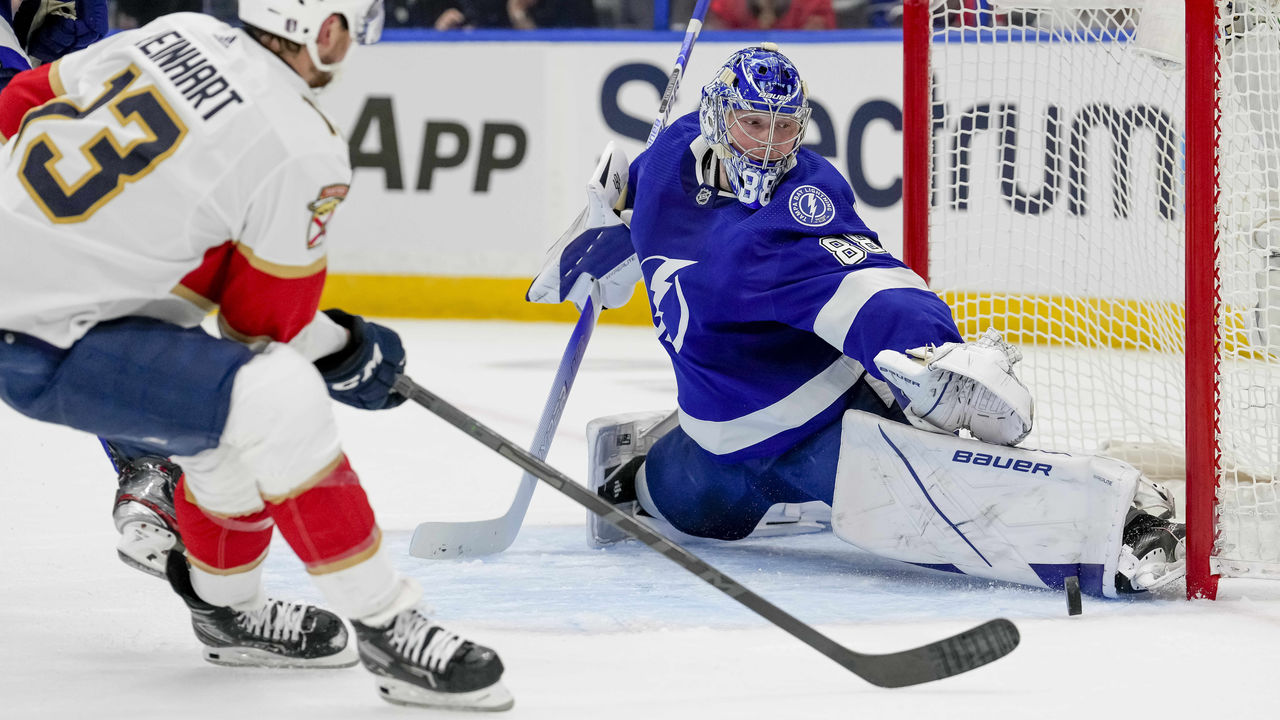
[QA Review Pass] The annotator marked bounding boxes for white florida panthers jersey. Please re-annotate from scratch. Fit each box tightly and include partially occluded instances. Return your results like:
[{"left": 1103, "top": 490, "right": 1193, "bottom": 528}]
[{"left": 0, "top": 13, "right": 350, "bottom": 349}]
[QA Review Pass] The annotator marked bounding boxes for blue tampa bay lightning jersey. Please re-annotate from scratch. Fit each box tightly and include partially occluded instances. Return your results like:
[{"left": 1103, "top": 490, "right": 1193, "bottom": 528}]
[
  {"left": 1, "top": 12, "right": 31, "bottom": 92},
  {"left": 626, "top": 113, "right": 963, "bottom": 462}
]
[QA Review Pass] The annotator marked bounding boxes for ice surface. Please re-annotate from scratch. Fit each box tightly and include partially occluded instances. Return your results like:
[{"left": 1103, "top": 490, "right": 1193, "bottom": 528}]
[{"left": 2, "top": 320, "right": 1278, "bottom": 719}]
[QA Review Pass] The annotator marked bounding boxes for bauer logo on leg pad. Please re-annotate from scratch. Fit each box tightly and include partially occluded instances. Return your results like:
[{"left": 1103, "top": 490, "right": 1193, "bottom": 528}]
[{"left": 952, "top": 450, "right": 1051, "bottom": 476}]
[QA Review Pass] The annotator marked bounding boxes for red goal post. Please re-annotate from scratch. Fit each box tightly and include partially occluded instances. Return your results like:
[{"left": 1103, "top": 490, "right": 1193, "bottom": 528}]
[{"left": 902, "top": 0, "right": 1280, "bottom": 599}]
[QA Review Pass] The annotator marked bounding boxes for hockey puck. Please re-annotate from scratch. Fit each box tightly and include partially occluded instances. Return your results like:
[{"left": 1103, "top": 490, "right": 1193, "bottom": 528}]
[{"left": 1065, "top": 576, "right": 1082, "bottom": 616}]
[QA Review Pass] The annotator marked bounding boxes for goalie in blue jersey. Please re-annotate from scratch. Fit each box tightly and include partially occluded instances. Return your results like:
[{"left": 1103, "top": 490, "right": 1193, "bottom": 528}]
[{"left": 530, "top": 44, "right": 1188, "bottom": 598}]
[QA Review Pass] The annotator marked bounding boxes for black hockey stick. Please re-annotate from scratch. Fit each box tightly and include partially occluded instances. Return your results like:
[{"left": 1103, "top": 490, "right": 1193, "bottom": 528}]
[{"left": 393, "top": 374, "right": 1020, "bottom": 688}]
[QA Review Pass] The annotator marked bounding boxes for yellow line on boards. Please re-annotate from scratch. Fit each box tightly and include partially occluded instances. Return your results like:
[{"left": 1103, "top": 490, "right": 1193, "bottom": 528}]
[
  {"left": 318, "top": 276, "right": 1273, "bottom": 359},
  {"left": 319, "top": 275, "right": 654, "bottom": 325}
]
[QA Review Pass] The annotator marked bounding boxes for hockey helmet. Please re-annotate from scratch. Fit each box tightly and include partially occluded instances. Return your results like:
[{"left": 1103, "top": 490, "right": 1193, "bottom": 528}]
[
  {"left": 239, "top": 0, "right": 384, "bottom": 71},
  {"left": 699, "top": 44, "right": 811, "bottom": 209}
]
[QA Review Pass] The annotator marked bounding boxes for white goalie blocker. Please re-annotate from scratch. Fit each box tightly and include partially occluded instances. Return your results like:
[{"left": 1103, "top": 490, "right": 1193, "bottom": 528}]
[{"left": 833, "top": 410, "right": 1138, "bottom": 597}]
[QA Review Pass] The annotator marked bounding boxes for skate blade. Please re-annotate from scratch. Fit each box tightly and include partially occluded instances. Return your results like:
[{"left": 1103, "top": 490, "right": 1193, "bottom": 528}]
[
  {"left": 202, "top": 643, "right": 359, "bottom": 669},
  {"left": 376, "top": 677, "right": 514, "bottom": 712},
  {"left": 117, "top": 521, "right": 179, "bottom": 579}
]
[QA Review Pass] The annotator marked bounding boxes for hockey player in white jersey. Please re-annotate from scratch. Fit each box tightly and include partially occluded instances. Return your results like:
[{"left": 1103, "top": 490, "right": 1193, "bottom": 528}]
[
  {"left": 2, "top": 3, "right": 166, "bottom": 581},
  {"left": 530, "top": 44, "right": 1186, "bottom": 599},
  {"left": 0, "top": 1, "right": 511, "bottom": 711}
]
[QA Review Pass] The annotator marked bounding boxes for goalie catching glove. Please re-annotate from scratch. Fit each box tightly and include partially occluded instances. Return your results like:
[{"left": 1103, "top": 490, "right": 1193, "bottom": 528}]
[
  {"left": 527, "top": 141, "right": 642, "bottom": 312},
  {"left": 874, "top": 329, "right": 1033, "bottom": 446}
]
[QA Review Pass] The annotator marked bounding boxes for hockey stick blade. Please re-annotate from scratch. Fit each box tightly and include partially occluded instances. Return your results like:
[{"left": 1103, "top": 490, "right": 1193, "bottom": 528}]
[
  {"left": 394, "top": 374, "right": 1020, "bottom": 687},
  {"left": 408, "top": 296, "right": 598, "bottom": 558}
]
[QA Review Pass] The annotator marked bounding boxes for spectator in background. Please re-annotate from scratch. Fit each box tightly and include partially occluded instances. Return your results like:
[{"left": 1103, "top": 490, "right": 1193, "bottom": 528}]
[
  {"left": 112, "top": 0, "right": 202, "bottom": 29},
  {"left": 864, "top": 0, "right": 901, "bottom": 28},
  {"left": 433, "top": 0, "right": 597, "bottom": 30},
  {"left": 385, "top": 0, "right": 450, "bottom": 27},
  {"left": 706, "top": 0, "right": 836, "bottom": 30},
  {"left": 205, "top": 0, "right": 238, "bottom": 23},
  {"left": 612, "top": 0, "right": 653, "bottom": 29}
]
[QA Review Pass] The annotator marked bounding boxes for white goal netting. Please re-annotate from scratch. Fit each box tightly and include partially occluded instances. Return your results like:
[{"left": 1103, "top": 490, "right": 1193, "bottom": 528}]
[{"left": 919, "top": 0, "right": 1280, "bottom": 577}]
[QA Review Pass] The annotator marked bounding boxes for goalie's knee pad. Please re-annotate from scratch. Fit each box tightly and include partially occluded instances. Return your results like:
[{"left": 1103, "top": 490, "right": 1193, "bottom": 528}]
[
  {"left": 173, "top": 344, "right": 342, "bottom": 515},
  {"left": 586, "top": 410, "right": 679, "bottom": 547},
  {"left": 833, "top": 409, "right": 1138, "bottom": 597}
]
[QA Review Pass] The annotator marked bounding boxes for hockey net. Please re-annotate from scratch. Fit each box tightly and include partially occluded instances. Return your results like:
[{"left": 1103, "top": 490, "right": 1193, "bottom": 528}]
[{"left": 902, "top": 0, "right": 1280, "bottom": 597}]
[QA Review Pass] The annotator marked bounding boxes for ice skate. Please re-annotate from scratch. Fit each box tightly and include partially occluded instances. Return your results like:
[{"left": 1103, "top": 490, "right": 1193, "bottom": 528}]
[
  {"left": 112, "top": 455, "right": 184, "bottom": 579},
  {"left": 352, "top": 607, "right": 513, "bottom": 711},
  {"left": 165, "top": 552, "right": 358, "bottom": 668},
  {"left": 1116, "top": 509, "right": 1187, "bottom": 593}
]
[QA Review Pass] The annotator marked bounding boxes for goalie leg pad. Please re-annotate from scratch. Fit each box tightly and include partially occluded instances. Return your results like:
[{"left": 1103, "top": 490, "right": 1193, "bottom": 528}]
[{"left": 832, "top": 410, "right": 1137, "bottom": 597}]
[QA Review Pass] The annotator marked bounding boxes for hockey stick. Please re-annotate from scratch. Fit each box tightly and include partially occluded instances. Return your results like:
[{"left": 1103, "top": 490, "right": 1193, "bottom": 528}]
[
  {"left": 408, "top": 0, "right": 713, "bottom": 559},
  {"left": 393, "top": 374, "right": 1020, "bottom": 687},
  {"left": 408, "top": 292, "right": 599, "bottom": 558}
]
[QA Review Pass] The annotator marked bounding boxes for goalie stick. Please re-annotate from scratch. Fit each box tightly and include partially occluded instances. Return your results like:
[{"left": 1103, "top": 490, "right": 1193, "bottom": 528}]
[
  {"left": 408, "top": 291, "right": 599, "bottom": 558},
  {"left": 408, "top": 0, "right": 713, "bottom": 559},
  {"left": 393, "top": 374, "right": 1021, "bottom": 687}
]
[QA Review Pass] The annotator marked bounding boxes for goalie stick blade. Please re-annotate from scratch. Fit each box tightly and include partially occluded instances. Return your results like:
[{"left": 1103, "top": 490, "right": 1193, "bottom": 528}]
[
  {"left": 408, "top": 518, "right": 516, "bottom": 559},
  {"left": 850, "top": 618, "right": 1020, "bottom": 688},
  {"left": 408, "top": 476, "right": 537, "bottom": 559}
]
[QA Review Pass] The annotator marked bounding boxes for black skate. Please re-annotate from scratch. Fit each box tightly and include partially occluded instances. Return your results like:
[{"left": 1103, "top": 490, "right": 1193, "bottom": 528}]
[
  {"left": 1116, "top": 509, "right": 1187, "bottom": 593},
  {"left": 165, "top": 552, "right": 358, "bottom": 668},
  {"left": 351, "top": 608, "right": 513, "bottom": 711},
  {"left": 112, "top": 455, "right": 184, "bottom": 578}
]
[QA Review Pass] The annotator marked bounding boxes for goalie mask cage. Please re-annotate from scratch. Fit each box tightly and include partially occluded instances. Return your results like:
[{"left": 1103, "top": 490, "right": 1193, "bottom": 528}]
[{"left": 902, "top": 0, "right": 1280, "bottom": 599}]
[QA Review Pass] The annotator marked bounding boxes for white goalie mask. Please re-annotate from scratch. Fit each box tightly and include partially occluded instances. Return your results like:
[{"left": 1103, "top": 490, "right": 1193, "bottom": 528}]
[{"left": 239, "top": 0, "right": 385, "bottom": 72}]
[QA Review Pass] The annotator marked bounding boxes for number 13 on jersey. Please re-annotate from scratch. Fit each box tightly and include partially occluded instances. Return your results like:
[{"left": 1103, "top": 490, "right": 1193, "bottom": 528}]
[{"left": 17, "top": 64, "right": 187, "bottom": 224}]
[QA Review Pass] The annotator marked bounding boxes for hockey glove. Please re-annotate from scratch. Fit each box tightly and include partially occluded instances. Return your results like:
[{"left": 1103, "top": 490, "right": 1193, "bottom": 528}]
[
  {"left": 313, "top": 309, "right": 407, "bottom": 411},
  {"left": 527, "top": 141, "right": 642, "bottom": 312},
  {"left": 874, "top": 329, "right": 1034, "bottom": 446},
  {"left": 13, "top": 0, "right": 108, "bottom": 64}
]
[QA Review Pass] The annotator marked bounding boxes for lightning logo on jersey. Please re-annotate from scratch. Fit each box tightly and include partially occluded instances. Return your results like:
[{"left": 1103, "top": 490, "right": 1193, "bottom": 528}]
[
  {"left": 788, "top": 185, "right": 835, "bottom": 227},
  {"left": 645, "top": 256, "right": 696, "bottom": 353},
  {"left": 307, "top": 184, "right": 348, "bottom": 249}
]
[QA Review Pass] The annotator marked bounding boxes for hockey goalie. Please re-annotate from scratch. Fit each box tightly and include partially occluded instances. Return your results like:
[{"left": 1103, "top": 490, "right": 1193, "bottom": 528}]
[{"left": 528, "top": 43, "right": 1185, "bottom": 598}]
